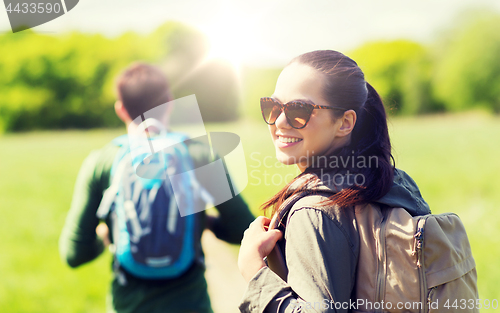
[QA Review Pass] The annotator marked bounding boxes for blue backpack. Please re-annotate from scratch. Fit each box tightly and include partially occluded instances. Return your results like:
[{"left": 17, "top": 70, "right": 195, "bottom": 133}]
[{"left": 97, "top": 130, "right": 202, "bottom": 280}]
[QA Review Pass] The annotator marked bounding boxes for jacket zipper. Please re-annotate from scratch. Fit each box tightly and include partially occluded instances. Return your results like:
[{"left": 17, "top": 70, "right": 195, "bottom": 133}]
[
  {"left": 414, "top": 218, "right": 427, "bottom": 313},
  {"left": 375, "top": 213, "right": 388, "bottom": 313}
]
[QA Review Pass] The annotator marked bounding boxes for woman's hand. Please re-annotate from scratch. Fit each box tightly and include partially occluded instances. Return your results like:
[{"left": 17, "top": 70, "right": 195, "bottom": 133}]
[{"left": 238, "top": 216, "right": 283, "bottom": 282}]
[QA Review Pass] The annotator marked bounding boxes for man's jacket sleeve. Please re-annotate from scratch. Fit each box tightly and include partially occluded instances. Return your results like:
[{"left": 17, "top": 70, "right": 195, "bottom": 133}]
[{"left": 59, "top": 150, "right": 109, "bottom": 268}]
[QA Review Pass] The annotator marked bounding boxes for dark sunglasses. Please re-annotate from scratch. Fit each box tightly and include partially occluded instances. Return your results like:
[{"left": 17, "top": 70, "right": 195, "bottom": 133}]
[{"left": 260, "top": 97, "right": 347, "bottom": 129}]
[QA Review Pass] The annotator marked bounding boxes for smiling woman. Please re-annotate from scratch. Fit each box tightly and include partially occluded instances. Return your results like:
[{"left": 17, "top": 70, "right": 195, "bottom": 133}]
[{"left": 237, "top": 50, "right": 434, "bottom": 313}]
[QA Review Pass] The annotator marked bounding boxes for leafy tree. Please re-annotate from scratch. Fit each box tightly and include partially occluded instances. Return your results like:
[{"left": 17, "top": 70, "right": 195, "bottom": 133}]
[
  {"left": 349, "top": 40, "right": 437, "bottom": 114},
  {"left": 0, "top": 30, "right": 162, "bottom": 132},
  {"left": 432, "top": 10, "right": 500, "bottom": 113},
  {"left": 0, "top": 21, "right": 240, "bottom": 132}
]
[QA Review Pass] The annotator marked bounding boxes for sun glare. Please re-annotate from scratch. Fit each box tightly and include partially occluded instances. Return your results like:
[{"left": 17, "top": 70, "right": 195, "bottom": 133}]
[{"left": 200, "top": 8, "right": 262, "bottom": 71}]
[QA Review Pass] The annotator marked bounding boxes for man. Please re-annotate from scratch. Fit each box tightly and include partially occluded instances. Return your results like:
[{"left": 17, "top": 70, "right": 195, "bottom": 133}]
[{"left": 59, "top": 62, "right": 254, "bottom": 313}]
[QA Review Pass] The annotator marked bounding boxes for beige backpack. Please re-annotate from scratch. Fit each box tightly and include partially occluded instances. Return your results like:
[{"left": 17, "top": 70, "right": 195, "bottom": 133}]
[
  {"left": 353, "top": 203, "right": 478, "bottom": 313},
  {"left": 268, "top": 196, "right": 479, "bottom": 313}
]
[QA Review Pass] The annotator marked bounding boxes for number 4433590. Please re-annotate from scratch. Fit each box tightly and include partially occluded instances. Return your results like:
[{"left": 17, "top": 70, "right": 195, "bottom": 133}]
[
  {"left": 5, "top": 2, "right": 62, "bottom": 14},
  {"left": 443, "top": 299, "right": 498, "bottom": 310}
]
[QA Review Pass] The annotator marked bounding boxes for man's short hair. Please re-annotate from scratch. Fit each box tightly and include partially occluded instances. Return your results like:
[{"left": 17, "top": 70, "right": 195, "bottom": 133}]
[{"left": 116, "top": 62, "right": 171, "bottom": 121}]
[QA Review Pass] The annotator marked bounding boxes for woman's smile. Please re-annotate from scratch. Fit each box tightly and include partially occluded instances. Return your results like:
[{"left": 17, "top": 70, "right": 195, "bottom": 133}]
[{"left": 275, "top": 134, "right": 303, "bottom": 148}]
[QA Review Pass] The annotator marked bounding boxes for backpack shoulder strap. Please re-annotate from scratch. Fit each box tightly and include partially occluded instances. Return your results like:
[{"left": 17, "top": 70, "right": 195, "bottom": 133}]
[
  {"left": 270, "top": 192, "right": 333, "bottom": 231},
  {"left": 266, "top": 192, "right": 329, "bottom": 281},
  {"left": 96, "top": 136, "right": 131, "bottom": 220},
  {"left": 111, "top": 134, "right": 129, "bottom": 147}
]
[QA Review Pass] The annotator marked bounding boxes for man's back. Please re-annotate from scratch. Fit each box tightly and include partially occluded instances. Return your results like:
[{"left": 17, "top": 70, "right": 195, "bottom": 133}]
[
  {"left": 60, "top": 135, "right": 254, "bottom": 313},
  {"left": 60, "top": 62, "right": 254, "bottom": 312}
]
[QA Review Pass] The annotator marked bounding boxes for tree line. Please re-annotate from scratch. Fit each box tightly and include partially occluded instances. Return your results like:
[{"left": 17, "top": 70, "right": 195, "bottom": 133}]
[
  {"left": 0, "top": 10, "right": 499, "bottom": 132},
  {"left": 242, "top": 10, "right": 500, "bottom": 121},
  {"left": 0, "top": 22, "right": 239, "bottom": 132}
]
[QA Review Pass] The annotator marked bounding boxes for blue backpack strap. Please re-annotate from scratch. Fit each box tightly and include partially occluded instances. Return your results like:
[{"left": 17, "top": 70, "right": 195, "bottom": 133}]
[
  {"left": 111, "top": 135, "right": 132, "bottom": 175},
  {"left": 96, "top": 135, "right": 131, "bottom": 220}
]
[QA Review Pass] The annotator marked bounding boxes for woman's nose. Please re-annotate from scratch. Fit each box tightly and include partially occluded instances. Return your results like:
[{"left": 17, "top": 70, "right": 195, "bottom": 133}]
[{"left": 275, "top": 109, "right": 291, "bottom": 129}]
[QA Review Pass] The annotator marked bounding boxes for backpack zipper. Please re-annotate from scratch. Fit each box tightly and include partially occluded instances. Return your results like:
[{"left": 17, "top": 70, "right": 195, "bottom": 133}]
[
  {"left": 427, "top": 287, "right": 437, "bottom": 309},
  {"left": 375, "top": 213, "right": 388, "bottom": 313},
  {"left": 413, "top": 218, "right": 427, "bottom": 313}
]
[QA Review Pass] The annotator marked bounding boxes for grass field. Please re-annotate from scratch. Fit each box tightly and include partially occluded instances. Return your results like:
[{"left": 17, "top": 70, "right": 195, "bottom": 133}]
[{"left": 0, "top": 113, "right": 499, "bottom": 312}]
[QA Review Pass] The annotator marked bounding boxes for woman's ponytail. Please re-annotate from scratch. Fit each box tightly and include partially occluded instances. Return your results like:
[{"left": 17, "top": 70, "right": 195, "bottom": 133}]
[{"left": 329, "top": 82, "right": 394, "bottom": 207}]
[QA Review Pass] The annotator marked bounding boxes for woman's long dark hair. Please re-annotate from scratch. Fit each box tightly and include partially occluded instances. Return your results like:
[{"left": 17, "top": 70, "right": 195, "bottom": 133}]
[{"left": 263, "top": 50, "right": 395, "bottom": 215}]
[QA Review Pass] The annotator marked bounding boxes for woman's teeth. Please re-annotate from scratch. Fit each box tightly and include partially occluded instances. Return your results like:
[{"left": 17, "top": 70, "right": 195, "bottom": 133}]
[{"left": 278, "top": 136, "right": 302, "bottom": 143}]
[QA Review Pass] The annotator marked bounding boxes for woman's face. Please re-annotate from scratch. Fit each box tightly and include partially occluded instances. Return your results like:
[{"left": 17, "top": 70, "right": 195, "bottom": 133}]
[{"left": 269, "top": 62, "right": 350, "bottom": 172}]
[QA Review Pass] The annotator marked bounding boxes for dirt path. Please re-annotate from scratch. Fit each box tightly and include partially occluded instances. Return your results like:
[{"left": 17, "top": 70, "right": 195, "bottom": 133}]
[{"left": 202, "top": 230, "right": 248, "bottom": 313}]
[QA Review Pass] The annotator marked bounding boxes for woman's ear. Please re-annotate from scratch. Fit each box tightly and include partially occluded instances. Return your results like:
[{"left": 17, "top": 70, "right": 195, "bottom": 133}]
[
  {"left": 336, "top": 110, "right": 357, "bottom": 137},
  {"left": 114, "top": 100, "right": 132, "bottom": 124}
]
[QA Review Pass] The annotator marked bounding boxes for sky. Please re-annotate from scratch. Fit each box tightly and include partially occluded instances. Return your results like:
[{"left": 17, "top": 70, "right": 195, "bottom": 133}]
[{"left": 1, "top": 0, "right": 500, "bottom": 66}]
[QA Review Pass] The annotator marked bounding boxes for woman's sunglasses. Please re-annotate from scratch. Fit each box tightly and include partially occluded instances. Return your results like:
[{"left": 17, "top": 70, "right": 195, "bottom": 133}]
[{"left": 260, "top": 97, "right": 347, "bottom": 129}]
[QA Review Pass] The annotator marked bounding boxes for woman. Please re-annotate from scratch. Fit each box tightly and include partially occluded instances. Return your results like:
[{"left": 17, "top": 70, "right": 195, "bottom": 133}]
[{"left": 238, "top": 50, "right": 430, "bottom": 312}]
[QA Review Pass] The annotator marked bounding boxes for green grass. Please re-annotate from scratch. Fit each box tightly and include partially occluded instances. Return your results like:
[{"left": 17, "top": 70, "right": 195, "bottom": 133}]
[{"left": 0, "top": 113, "right": 499, "bottom": 312}]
